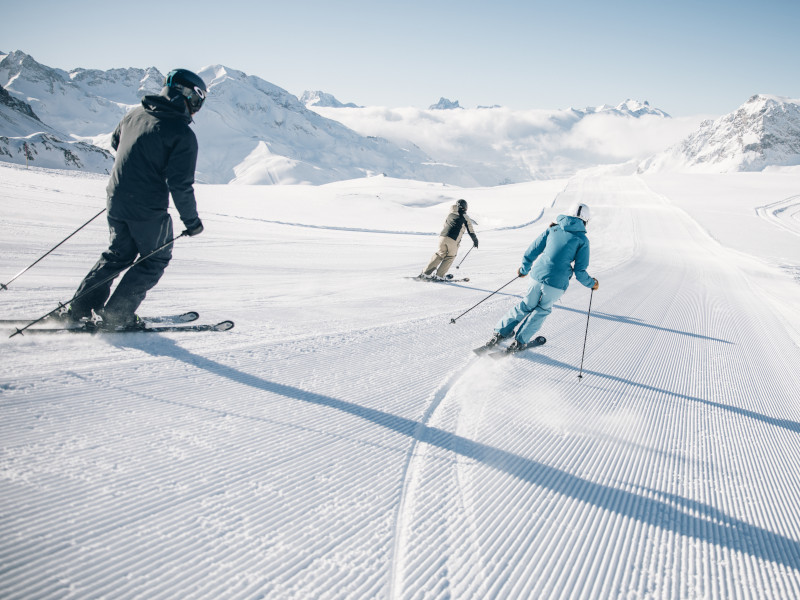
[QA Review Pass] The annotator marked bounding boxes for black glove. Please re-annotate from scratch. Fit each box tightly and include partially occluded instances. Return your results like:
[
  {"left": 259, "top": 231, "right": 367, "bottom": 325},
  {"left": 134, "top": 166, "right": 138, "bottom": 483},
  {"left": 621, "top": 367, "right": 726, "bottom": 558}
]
[
  {"left": 183, "top": 218, "right": 204, "bottom": 237},
  {"left": 472, "top": 237, "right": 479, "bottom": 249}
]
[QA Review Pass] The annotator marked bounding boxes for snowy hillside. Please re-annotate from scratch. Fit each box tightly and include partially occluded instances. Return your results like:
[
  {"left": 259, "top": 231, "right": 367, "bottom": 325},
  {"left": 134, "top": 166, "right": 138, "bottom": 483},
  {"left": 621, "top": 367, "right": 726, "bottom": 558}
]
[
  {"left": 639, "top": 94, "right": 800, "bottom": 173},
  {"left": 2, "top": 163, "right": 800, "bottom": 598}
]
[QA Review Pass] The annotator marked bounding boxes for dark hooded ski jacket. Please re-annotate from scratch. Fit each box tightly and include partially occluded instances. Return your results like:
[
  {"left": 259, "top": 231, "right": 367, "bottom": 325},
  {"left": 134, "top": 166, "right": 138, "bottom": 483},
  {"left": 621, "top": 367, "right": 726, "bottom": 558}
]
[
  {"left": 105, "top": 92, "right": 199, "bottom": 226},
  {"left": 440, "top": 205, "right": 479, "bottom": 246}
]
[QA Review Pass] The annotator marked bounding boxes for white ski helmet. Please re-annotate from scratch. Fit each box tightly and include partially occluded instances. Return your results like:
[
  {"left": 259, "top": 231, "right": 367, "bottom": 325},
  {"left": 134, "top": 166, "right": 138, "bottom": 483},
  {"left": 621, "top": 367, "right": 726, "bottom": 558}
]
[{"left": 568, "top": 203, "right": 591, "bottom": 224}]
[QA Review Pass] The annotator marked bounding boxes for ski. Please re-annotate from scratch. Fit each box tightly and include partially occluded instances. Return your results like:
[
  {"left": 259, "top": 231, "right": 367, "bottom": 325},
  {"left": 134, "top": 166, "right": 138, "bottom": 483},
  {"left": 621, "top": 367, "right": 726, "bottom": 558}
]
[
  {"left": 488, "top": 336, "right": 547, "bottom": 359},
  {"left": 17, "top": 320, "right": 234, "bottom": 335},
  {"left": 407, "top": 276, "right": 470, "bottom": 283},
  {"left": 473, "top": 341, "right": 502, "bottom": 355},
  {"left": 473, "top": 333, "right": 513, "bottom": 355},
  {"left": 0, "top": 311, "right": 200, "bottom": 326}
]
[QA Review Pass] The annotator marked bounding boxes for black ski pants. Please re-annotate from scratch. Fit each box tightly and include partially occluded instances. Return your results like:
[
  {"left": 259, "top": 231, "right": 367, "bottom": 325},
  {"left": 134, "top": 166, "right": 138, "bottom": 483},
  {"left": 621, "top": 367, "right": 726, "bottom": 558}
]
[{"left": 71, "top": 214, "right": 173, "bottom": 319}]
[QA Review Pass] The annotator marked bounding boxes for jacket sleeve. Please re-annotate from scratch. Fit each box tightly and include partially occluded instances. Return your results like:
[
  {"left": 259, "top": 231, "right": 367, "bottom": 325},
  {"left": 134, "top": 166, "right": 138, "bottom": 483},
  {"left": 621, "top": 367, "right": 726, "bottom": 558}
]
[
  {"left": 519, "top": 229, "right": 550, "bottom": 275},
  {"left": 465, "top": 216, "right": 478, "bottom": 245},
  {"left": 573, "top": 237, "right": 594, "bottom": 288},
  {"left": 165, "top": 130, "right": 200, "bottom": 225},
  {"left": 110, "top": 121, "right": 122, "bottom": 151}
]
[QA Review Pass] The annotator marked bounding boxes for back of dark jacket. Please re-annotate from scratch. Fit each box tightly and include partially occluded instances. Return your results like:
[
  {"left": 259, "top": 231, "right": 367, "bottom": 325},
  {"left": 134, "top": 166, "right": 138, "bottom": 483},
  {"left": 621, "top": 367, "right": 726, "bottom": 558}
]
[
  {"left": 106, "top": 93, "right": 199, "bottom": 225},
  {"left": 440, "top": 205, "right": 478, "bottom": 245}
]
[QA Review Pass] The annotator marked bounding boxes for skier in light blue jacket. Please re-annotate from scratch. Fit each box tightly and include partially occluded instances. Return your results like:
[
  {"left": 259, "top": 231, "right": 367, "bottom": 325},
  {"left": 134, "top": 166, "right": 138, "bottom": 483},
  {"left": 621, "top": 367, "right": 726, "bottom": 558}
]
[{"left": 482, "top": 203, "right": 599, "bottom": 353}]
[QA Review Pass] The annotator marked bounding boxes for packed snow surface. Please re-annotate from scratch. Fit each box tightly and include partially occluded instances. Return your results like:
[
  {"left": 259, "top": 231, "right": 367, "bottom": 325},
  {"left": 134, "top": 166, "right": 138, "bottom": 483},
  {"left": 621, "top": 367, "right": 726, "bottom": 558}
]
[{"left": 1, "top": 164, "right": 800, "bottom": 599}]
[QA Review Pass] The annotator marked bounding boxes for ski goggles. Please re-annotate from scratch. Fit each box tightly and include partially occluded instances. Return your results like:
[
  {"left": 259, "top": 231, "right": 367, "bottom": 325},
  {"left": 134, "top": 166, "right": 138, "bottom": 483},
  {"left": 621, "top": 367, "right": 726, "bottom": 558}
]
[{"left": 175, "top": 83, "right": 206, "bottom": 114}]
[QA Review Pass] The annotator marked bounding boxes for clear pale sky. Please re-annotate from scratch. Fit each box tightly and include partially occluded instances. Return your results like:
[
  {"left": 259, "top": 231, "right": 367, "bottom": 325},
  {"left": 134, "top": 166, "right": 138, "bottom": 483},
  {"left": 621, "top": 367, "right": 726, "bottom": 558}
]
[{"left": 3, "top": 0, "right": 799, "bottom": 116}]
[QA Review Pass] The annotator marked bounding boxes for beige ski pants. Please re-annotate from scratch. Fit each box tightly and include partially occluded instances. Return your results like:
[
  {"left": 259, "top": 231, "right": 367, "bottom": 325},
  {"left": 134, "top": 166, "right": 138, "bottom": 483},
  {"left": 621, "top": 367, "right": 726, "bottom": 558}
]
[{"left": 423, "top": 236, "right": 459, "bottom": 277}]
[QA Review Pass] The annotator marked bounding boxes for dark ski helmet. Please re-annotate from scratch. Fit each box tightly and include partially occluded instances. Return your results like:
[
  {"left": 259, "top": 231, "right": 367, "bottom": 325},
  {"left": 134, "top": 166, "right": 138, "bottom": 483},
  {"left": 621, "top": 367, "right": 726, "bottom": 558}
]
[
  {"left": 164, "top": 68, "right": 207, "bottom": 114},
  {"left": 456, "top": 199, "right": 468, "bottom": 213}
]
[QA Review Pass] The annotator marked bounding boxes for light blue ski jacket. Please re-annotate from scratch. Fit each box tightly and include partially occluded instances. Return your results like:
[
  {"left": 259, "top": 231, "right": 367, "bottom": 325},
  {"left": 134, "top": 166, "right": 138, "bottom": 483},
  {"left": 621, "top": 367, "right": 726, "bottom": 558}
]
[{"left": 519, "top": 214, "right": 594, "bottom": 291}]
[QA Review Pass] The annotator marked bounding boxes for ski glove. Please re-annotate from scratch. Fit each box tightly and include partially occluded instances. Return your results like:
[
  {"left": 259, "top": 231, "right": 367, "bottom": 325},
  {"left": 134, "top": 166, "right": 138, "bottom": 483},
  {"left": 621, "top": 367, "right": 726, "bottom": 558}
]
[
  {"left": 518, "top": 267, "right": 528, "bottom": 278},
  {"left": 592, "top": 278, "right": 599, "bottom": 290},
  {"left": 184, "top": 218, "right": 204, "bottom": 237}
]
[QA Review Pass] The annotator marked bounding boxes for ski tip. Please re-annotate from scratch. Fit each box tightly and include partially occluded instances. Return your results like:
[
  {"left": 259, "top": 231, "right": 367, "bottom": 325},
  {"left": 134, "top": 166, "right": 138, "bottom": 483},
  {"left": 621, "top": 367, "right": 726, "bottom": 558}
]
[{"left": 214, "top": 320, "right": 235, "bottom": 331}]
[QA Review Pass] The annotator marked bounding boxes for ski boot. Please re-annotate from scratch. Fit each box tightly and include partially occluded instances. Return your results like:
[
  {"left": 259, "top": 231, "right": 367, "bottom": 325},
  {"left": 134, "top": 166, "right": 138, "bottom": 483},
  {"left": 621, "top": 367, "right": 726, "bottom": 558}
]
[{"left": 473, "top": 331, "right": 508, "bottom": 355}]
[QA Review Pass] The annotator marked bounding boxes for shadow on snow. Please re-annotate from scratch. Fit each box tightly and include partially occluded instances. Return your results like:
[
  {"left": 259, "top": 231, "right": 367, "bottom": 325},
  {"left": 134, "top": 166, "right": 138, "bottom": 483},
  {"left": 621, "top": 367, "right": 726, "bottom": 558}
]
[
  {"left": 118, "top": 336, "right": 799, "bottom": 571},
  {"left": 518, "top": 352, "right": 800, "bottom": 435}
]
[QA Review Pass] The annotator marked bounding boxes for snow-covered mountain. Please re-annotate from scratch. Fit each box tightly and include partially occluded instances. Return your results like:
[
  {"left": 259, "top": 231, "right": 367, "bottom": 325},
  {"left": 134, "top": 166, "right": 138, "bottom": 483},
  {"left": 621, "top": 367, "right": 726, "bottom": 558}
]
[
  {"left": 0, "top": 51, "right": 478, "bottom": 185},
  {"left": 300, "top": 90, "right": 360, "bottom": 108},
  {"left": 0, "top": 51, "right": 159, "bottom": 138},
  {"left": 429, "top": 97, "right": 462, "bottom": 110},
  {"left": 639, "top": 95, "right": 800, "bottom": 173},
  {"left": 0, "top": 53, "right": 114, "bottom": 172},
  {"left": 0, "top": 49, "right": 742, "bottom": 185},
  {"left": 577, "top": 99, "right": 671, "bottom": 118},
  {"left": 194, "top": 66, "right": 477, "bottom": 185}
]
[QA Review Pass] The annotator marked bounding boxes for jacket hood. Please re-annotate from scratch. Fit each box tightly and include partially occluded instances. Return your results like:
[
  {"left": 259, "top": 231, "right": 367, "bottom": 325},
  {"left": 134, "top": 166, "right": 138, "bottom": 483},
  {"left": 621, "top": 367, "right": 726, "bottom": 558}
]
[
  {"left": 141, "top": 90, "right": 193, "bottom": 124},
  {"left": 557, "top": 214, "right": 587, "bottom": 233}
]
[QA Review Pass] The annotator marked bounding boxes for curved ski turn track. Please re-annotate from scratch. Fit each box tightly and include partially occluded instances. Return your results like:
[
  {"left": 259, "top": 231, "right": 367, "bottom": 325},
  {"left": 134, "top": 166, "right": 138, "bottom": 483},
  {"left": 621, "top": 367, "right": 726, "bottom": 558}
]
[{"left": 1, "top": 171, "right": 799, "bottom": 599}]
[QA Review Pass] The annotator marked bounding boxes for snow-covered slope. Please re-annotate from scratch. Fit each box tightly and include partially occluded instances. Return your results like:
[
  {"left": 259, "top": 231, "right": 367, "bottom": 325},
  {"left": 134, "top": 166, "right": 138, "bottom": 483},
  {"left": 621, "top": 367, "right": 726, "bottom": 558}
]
[
  {"left": 1, "top": 164, "right": 799, "bottom": 599},
  {"left": 639, "top": 95, "right": 800, "bottom": 173}
]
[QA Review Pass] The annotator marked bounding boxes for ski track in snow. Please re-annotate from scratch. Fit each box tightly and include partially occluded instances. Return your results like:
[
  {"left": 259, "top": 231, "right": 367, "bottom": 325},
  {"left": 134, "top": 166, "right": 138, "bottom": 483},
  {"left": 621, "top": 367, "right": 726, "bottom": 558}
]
[
  {"left": 2, "top": 167, "right": 800, "bottom": 599},
  {"left": 756, "top": 193, "right": 800, "bottom": 238}
]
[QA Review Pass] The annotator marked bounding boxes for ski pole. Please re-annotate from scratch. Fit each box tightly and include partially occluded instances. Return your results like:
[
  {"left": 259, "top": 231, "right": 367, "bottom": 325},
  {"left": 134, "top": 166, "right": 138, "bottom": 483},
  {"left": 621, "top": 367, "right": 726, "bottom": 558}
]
[
  {"left": 577, "top": 289, "right": 594, "bottom": 379},
  {"left": 455, "top": 244, "right": 475, "bottom": 269},
  {"left": 1, "top": 208, "right": 107, "bottom": 291},
  {"left": 10, "top": 231, "right": 188, "bottom": 338},
  {"left": 449, "top": 274, "right": 518, "bottom": 324}
]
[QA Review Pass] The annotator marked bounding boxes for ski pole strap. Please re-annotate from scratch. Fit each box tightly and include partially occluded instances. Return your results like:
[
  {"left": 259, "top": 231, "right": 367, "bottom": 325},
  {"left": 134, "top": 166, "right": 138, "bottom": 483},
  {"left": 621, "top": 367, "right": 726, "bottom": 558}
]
[
  {"left": 449, "top": 275, "right": 518, "bottom": 324},
  {"left": 9, "top": 232, "right": 187, "bottom": 338},
  {"left": 1, "top": 208, "right": 107, "bottom": 292}
]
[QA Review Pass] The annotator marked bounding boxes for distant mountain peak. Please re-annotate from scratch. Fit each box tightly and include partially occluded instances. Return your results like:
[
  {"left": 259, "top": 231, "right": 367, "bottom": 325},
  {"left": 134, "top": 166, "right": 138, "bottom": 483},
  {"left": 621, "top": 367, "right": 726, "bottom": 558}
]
[
  {"left": 576, "top": 99, "right": 670, "bottom": 118},
  {"left": 429, "top": 98, "right": 462, "bottom": 110},
  {"left": 300, "top": 90, "right": 360, "bottom": 108}
]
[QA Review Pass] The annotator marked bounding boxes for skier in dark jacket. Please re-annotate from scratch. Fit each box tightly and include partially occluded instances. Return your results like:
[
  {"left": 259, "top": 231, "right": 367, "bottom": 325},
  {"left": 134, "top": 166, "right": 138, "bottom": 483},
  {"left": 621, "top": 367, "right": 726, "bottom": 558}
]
[
  {"left": 481, "top": 203, "right": 599, "bottom": 353},
  {"left": 419, "top": 199, "right": 479, "bottom": 280},
  {"left": 68, "top": 69, "right": 207, "bottom": 329}
]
